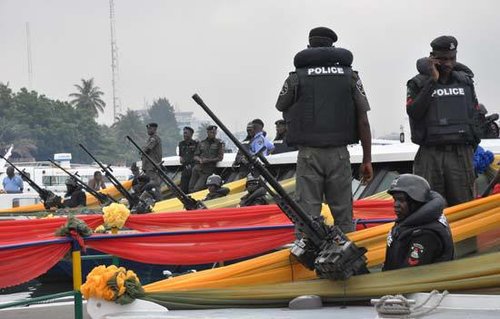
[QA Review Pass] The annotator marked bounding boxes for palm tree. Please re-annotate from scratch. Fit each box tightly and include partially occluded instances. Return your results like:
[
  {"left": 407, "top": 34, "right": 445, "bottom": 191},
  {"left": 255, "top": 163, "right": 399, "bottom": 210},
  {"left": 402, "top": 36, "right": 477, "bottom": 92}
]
[{"left": 69, "top": 78, "right": 106, "bottom": 117}]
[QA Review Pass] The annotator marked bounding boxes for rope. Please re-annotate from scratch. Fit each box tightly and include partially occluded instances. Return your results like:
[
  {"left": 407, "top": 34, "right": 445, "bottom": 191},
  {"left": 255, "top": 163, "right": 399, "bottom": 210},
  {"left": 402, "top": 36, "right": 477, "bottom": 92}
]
[{"left": 373, "top": 290, "right": 448, "bottom": 318}]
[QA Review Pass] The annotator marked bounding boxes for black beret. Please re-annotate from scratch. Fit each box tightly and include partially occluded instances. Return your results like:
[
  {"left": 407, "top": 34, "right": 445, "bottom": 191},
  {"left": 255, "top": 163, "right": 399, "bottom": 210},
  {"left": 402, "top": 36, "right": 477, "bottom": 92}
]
[
  {"left": 275, "top": 119, "right": 286, "bottom": 125},
  {"left": 146, "top": 122, "right": 158, "bottom": 128},
  {"left": 431, "top": 35, "right": 458, "bottom": 52},
  {"left": 252, "top": 118, "right": 264, "bottom": 127},
  {"left": 206, "top": 125, "right": 218, "bottom": 130},
  {"left": 183, "top": 126, "right": 194, "bottom": 133},
  {"left": 309, "top": 27, "right": 338, "bottom": 43}
]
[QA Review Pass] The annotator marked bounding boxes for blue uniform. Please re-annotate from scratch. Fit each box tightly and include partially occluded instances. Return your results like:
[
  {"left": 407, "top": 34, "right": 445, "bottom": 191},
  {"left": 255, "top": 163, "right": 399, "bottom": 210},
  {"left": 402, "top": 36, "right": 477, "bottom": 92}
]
[
  {"left": 2, "top": 175, "right": 24, "bottom": 193},
  {"left": 250, "top": 132, "right": 275, "bottom": 155}
]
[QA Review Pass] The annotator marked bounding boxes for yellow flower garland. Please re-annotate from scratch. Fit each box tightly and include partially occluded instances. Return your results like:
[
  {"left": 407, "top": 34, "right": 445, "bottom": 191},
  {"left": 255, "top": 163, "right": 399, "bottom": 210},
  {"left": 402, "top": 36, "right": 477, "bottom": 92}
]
[
  {"left": 81, "top": 265, "right": 143, "bottom": 303},
  {"left": 102, "top": 203, "right": 130, "bottom": 229}
]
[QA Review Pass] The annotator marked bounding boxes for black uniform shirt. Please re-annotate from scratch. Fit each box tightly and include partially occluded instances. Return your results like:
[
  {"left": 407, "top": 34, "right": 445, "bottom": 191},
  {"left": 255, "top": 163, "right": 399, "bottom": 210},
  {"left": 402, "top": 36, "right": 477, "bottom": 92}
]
[{"left": 179, "top": 139, "right": 198, "bottom": 166}]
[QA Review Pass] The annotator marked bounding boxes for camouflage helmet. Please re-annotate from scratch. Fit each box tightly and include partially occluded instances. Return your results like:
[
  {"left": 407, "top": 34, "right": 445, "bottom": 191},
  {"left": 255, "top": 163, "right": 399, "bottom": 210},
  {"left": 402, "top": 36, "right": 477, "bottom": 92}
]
[
  {"left": 388, "top": 174, "right": 431, "bottom": 203},
  {"left": 206, "top": 174, "right": 222, "bottom": 187}
]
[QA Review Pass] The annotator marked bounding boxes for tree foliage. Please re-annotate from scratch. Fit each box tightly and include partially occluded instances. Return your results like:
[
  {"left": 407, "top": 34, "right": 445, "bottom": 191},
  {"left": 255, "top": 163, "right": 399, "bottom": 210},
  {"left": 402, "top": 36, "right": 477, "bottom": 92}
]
[
  {"left": 0, "top": 83, "right": 183, "bottom": 166},
  {"left": 69, "top": 78, "right": 106, "bottom": 117}
]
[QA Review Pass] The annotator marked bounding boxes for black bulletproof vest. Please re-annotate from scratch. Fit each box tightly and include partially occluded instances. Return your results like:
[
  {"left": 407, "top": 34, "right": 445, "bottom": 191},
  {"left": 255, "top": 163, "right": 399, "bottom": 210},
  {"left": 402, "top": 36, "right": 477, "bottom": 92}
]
[
  {"left": 410, "top": 77, "right": 476, "bottom": 145},
  {"left": 286, "top": 66, "right": 358, "bottom": 147},
  {"left": 383, "top": 216, "right": 454, "bottom": 271},
  {"left": 273, "top": 136, "right": 296, "bottom": 154}
]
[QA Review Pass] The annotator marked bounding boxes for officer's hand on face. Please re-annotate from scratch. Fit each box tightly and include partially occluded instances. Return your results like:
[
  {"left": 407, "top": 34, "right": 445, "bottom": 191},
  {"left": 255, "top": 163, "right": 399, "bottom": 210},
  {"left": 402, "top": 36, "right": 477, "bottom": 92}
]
[
  {"left": 359, "top": 162, "right": 373, "bottom": 185},
  {"left": 429, "top": 57, "right": 440, "bottom": 81}
]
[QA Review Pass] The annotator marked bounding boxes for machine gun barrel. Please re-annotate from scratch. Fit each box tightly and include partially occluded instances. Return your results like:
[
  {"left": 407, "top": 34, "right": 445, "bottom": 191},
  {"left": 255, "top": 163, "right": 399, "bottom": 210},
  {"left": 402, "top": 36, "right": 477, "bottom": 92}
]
[
  {"left": 48, "top": 159, "right": 117, "bottom": 205},
  {"left": 78, "top": 144, "right": 137, "bottom": 207},
  {"left": 192, "top": 93, "right": 368, "bottom": 280},
  {"left": 126, "top": 136, "right": 206, "bottom": 210}
]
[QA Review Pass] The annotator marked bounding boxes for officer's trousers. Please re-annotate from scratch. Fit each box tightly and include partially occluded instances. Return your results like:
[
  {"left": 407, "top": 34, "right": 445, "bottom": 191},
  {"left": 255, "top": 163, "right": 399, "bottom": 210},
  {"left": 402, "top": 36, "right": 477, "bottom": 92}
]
[
  {"left": 296, "top": 145, "right": 354, "bottom": 234},
  {"left": 413, "top": 144, "right": 475, "bottom": 206},
  {"left": 180, "top": 166, "right": 193, "bottom": 194},
  {"left": 189, "top": 165, "right": 214, "bottom": 193}
]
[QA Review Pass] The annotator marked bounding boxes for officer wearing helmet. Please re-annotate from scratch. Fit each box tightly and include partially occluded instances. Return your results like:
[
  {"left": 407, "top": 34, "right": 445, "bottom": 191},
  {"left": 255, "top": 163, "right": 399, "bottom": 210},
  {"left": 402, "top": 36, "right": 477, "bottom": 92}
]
[
  {"left": 203, "top": 174, "right": 230, "bottom": 201},
  {"left": 49, "top": 178, "right": 86, "bottom": 208},
  {"left": 239, "top": 174, "right": 268, "bottom": 207},
  {"left": 383, "top": 174, "right": 454, "bottom": 271}
]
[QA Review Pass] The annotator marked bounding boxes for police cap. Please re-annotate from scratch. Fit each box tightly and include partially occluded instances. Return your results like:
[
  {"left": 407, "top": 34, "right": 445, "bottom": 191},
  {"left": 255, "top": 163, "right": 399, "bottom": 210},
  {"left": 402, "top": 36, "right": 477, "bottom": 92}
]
[
  {"left": 65, "top": 178, "right": 78, "bottom": 187},
  {"left": 309, "top": 27, "right": 337, "bottom": 43},
  {"left": 430, "top": 35, "right": 458, "bottom": 52},
  {"left": 275, "top": 119, "right": 286, "bottom": 126},
  {"left": 206, "top": 125, "right": 217, "bottom": 131},
  {"left": 146, "top": 122, "right": 158, "bottom": 128},
  {"left": 252, "top": 119, "right": 264, "bottom": 127}
]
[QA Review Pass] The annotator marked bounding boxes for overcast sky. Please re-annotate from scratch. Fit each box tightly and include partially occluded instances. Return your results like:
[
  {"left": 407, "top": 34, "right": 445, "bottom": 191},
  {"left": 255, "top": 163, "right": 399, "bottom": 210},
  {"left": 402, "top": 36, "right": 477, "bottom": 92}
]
[{"left": 1, "top": 0, "right": 499, "bottom": 137}]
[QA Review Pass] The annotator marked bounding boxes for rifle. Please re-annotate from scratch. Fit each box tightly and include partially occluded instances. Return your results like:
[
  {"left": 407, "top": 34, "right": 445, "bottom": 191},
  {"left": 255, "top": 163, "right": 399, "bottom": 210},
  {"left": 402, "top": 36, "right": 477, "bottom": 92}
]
[
  {"left": 126, "top": 136, "right": 207, "bottom": 210},
  {"left": 0, "top": 154, "right": 61, "bottom": 209},
  {"left": 79, "top": 144, "right": 139, "bottom": 208},
  {"left": 481, "top": 168, "right": 500, "bottom": 197},
  {"left": 48, "top": 159, "right": 118, "bottom": 206},
  {"left": 192, "top": 93, "right": 368, "bottom": 280}
]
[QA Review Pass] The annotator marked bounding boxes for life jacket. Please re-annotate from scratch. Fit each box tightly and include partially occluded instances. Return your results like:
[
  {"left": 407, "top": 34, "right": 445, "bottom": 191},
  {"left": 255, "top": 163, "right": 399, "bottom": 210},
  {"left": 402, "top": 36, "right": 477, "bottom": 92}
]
[
  {"left": 285, "top": 46, "right": 358, "bottom": 147},
  {"left": 383, "top": 191, "right": 454, "bottom": 271},
  {"left": 409, "top": 63, "right": 478, "bottom": 145}
]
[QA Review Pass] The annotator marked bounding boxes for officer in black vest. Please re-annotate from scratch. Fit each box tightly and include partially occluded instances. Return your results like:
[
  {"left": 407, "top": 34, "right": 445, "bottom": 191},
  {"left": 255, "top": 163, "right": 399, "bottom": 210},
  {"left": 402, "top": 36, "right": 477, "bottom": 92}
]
[
  {"left": 272, "top": 119, "right": 297, "bottom": 154},
  {"left": 178, "top": 126, "right": 198, "bottom": 193},
  {"left": 275, "top": 27, "right": 373, "bottom": 233},
  {"left": 383, "top": 174, "right": 454, "bottom": 271},
  {"left": 407, "top": 36, "right": 481, "bottom": 206}
]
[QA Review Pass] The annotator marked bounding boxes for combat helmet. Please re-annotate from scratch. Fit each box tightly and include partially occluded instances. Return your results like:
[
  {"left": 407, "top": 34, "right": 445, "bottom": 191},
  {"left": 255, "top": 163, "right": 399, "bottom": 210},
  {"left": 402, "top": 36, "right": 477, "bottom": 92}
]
[
  {"left": 206, "top": 174, "right": 222, "bottom": 187},
  {"left": 246, "top": 173, "right": 260, "bottom": 185},
  {"left": 388, "top": 174, "right": 431, "bottom": 203}
]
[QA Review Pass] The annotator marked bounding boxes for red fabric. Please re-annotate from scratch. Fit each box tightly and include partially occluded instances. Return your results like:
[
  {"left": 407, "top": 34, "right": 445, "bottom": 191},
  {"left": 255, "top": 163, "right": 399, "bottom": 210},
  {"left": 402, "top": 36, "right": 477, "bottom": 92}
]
[
  {"left": 0, "top": 243, "right": 70, "bottom": 288},
  {"left": 126, "top": 205, "right": 290, "bottom": 231},
  {"left": 87, "top": 227, "right": 294, "bottom": 265},
  {"left": 493, "top": 184, "right": 500, "bottom": 195},
  {"left": 0, "top": 215, "right": 102, "bottom": 245}
]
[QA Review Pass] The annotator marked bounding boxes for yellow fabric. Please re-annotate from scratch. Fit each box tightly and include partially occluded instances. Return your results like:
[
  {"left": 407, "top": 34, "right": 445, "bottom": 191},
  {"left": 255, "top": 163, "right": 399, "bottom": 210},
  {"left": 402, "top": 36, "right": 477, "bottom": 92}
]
[
  {"left": 145, "top": 194, "right": 500, "bottom": 293},
  {"left": 0, "top": 180, "right": 133, "bottom": 214},
  {"left": 143, "top": 252, "right": 500, "bottom": 306}
]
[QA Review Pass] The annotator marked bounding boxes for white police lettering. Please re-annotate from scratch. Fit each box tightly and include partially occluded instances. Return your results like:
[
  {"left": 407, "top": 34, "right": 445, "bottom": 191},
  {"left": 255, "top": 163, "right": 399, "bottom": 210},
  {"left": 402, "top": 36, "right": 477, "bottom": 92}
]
[
  {"left": 386, "top": 230, "right": 393, "bottom": 247},
  {"left": 438, "top": 214, "right": 449, "bottom": 227},
  {"left": 431, "top": 87, "right": 465, "bottom": 97},
  {"left": 307, "top": 66, "right": 345, "bottom": 75}
]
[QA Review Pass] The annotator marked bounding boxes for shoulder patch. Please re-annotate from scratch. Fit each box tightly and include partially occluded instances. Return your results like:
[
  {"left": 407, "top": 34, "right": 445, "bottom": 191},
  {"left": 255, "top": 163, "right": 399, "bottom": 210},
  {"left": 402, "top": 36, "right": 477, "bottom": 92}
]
[
  {"left": 279, "top": 80, "right": 289, "bottom": 96},
  {"left": 408, "top": 243, "right": 424, "bottom": 266},
  {"left": 356, "top": 78, "right": 366, "bottom": 97}
]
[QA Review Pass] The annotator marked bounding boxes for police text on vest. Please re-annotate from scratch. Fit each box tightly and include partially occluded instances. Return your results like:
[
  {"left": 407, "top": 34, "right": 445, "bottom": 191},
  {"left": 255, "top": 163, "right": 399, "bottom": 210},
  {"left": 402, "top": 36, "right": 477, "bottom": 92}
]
[
  {"left": 431, "top": 88, "right": 465, "bottom": 97},
  {"left": 308, "top": 67, "right": 344, "bottom": 75}
]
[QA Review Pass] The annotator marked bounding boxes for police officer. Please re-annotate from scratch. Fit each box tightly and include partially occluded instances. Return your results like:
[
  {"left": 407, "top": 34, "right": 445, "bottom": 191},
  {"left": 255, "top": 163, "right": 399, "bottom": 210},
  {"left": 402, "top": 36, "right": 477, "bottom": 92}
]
[
  {"left": 407, "top": 36, "right": 481, "bottom": 207},
  {"left": 232, "top": 122, "right": 255, "bottom": 180},
  {"left": 142, "top": 122, "right": 162, "bottom": 186},
  {"left": 383, "top": 174, "right": 454, "bottom": 271},
  {"left": 203, "top": 174, "right": 230, "bottom": 201},
  {"left": 239, "top": 174, "right": 268, "bottom": 207},
  {"left": 130, "top": 174, "right": 161, "bottom": 213},
  {"left": 178, "top": 126, "right": 198, "bottom": 193},
  {"left": 60, "top": 178, "right": 87, "bottom": 208},
  {"left": 275, "top": 27, "right": 373, "bottom": 233},
  {"left": 189, "top": 125, "right": 225, "bottom": 192},
  {"left": 250, "top": 119, "right": 274, "bottom": 155},
  {"left": 272, "top": 119, "right": 297, "bottom": 154}
]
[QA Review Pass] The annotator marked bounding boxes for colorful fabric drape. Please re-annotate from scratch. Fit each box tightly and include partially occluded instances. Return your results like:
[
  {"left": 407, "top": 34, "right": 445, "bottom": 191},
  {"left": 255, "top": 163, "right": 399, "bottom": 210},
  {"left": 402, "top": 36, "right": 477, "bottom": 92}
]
[{"left": 0, "top": 242, "right": 70, "bottom": 288}]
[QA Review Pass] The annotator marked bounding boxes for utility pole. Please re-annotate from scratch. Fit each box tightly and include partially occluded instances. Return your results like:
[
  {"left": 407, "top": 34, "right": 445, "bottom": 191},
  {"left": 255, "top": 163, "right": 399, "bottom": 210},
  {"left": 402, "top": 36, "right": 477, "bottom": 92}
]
[
  {"left": 25, "top": 22, "right": 33, "bottom": 90},
  {"left": 109, "top": 0, "right": 121, "bottom": 121}
]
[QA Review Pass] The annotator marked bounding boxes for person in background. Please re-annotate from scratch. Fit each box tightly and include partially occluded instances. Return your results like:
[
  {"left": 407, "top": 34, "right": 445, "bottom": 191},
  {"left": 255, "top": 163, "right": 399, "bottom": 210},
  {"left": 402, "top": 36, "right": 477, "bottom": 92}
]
[
  {"left": 189, "top": 125, "right": 225, "bottom": 192},
  {"left": 232, "top": 122, "right": 255, "bottom": 179},
  {"left": 239, "top": 174, "right": 268, "bottom": 207},
  {"left": 142, "top": 122, "right": 162, "bottom": 186},
  {"left": 272, "top": 119, "right": 297, "bottom": 154},
  {"left": 178, "top": 126, "right": 198, "bottom": 193},
  {"left": 60, "top": 178, "right": 87, "bottom": 208},
  {"left": 2, "top": 166, "right": 23, "bottom": 193},
  {"left": 250, "top": 119, "right": 275, "bottom": 155},
  {"left": 383, "top": 174, "right": 454, "bottom": 271},
  {"left": 203, "top": 174, "right": 230, "bottom": 201},
  {"left": 88, "top": 171, "right": 106, "bottom": 191}
]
